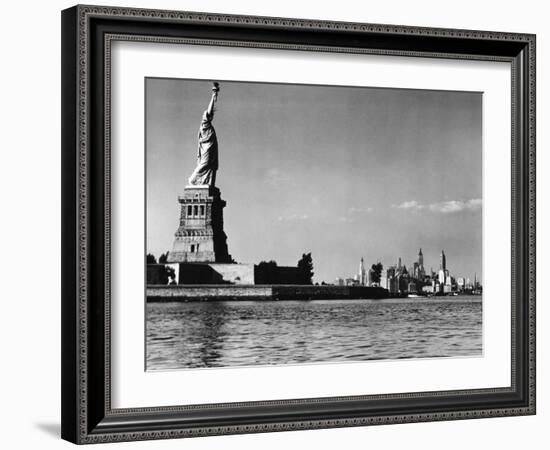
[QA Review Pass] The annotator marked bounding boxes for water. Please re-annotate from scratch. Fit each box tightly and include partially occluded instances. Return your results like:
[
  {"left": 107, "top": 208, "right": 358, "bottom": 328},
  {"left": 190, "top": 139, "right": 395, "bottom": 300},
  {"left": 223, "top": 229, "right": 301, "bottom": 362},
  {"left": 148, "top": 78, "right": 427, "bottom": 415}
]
[{"left": 146, "top": 296, "right": 482, "bottom": 371}]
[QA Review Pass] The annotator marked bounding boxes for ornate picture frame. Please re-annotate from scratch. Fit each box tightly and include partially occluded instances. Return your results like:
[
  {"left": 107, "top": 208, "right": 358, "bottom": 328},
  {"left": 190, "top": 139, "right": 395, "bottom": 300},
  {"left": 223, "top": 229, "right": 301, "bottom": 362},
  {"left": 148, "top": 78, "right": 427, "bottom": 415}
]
[{"left": 61, "top": 5, "right": 535, "bottom": 444}]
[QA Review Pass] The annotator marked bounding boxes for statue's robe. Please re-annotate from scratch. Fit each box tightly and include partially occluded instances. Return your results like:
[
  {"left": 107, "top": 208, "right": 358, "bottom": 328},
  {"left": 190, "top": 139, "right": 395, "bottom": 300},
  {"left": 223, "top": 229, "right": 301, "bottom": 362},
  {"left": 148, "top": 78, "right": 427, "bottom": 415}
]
[{"left": 188, "top": 111, "right": 218, "bottom": 186}]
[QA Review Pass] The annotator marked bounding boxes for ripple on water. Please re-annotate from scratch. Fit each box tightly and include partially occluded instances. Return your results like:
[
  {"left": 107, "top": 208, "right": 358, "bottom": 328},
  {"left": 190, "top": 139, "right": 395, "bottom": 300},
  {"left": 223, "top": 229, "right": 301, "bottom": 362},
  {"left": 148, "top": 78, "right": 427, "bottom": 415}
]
[{"left": 146, "top": 297, "right": 483, "bottom": 370}]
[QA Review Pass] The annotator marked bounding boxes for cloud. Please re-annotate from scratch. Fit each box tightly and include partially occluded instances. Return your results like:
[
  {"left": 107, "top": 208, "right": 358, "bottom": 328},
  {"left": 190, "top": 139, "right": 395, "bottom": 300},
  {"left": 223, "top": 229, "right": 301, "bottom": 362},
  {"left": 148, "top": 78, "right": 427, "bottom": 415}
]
[
  {"left": 394, "top": 200, "right": 420, "bottom": 210},
  {"left": 348, "top": 206, "right": 374, "bottom": 214},
  {"left": 428, "top": 198, "right": 482, "bottom": 213},
  {"left": 393, "top": 198, "right": 482, "bottom": 214}
]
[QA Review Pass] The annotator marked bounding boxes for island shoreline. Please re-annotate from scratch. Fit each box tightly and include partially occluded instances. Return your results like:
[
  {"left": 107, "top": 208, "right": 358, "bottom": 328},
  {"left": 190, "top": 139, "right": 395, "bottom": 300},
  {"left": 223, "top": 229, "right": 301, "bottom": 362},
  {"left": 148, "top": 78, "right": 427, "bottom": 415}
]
[{"left": 146, "top": 284, "right": 390, "bottom": 302}]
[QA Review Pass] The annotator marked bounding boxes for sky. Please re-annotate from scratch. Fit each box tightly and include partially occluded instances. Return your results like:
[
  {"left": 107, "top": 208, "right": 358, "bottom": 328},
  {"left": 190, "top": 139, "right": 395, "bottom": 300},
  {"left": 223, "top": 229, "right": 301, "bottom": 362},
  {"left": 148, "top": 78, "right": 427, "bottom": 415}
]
[{"left": 146, "top": 78, "right": 482, "bottom": 284}]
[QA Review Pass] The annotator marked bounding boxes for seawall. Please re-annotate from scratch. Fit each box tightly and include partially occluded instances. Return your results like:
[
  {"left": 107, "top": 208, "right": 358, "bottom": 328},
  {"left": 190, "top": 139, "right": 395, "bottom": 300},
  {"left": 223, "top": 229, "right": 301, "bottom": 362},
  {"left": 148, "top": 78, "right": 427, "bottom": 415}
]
[{"left": 146, "top": 285, "right": 389, "bottom": 302}]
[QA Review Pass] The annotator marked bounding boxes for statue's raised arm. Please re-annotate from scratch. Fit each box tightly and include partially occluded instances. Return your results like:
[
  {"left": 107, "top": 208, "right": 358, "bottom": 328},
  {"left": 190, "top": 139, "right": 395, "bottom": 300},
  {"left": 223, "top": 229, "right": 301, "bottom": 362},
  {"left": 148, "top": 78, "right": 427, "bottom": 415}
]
[
  {"left": 205, "top": 82, "right": 219, "bottom": 119},
  {"left": 188, "top": 83, "right": 220, "bottom": 187}
]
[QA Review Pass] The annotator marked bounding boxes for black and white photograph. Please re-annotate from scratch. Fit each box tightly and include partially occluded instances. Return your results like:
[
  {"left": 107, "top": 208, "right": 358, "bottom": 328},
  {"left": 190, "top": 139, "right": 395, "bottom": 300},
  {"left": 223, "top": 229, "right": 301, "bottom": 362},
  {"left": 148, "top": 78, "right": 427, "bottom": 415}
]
[
  {"left": 145, "top": 78, "right": 483, "bottom": 371},
  {"left": 0, "top": 0, "right": 543, "bottom": 446}
]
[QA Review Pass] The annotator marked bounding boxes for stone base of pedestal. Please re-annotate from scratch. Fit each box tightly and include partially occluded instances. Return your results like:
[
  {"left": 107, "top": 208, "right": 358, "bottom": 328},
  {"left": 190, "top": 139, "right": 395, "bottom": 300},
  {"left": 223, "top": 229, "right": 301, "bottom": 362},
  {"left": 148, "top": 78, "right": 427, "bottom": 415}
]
[{"left": 167, "top": 185, "right": 231, "bottom": 263}]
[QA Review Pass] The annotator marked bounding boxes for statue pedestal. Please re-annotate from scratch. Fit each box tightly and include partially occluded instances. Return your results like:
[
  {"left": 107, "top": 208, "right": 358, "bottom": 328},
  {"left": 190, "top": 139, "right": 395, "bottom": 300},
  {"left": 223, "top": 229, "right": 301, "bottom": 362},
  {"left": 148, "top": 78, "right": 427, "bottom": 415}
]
[{"left": 167, "top": 185, "right": 232, "bottom": 263}]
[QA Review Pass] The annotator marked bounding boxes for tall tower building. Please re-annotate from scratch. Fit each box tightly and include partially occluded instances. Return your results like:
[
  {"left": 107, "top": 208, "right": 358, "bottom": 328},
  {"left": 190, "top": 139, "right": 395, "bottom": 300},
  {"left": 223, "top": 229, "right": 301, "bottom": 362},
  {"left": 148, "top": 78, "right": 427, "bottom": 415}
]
[
  {"left": 359, "top": 257, "right": 365, "bottom": 285},
  {"left": 416, "top": 248, "right": 425, "bottom": 278},
  {"left": 438, "top": 249, "right": 447, "bottom": 291}
]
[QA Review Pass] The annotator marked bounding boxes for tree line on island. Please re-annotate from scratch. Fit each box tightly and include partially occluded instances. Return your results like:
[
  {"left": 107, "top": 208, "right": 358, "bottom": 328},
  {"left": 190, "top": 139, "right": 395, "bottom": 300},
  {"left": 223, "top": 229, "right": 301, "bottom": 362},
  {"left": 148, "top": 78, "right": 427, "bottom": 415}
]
[
  {"left": 255, "top": 253, "right": 314, "bottom": 285},
  {"left": 147, "top": 252, "right": 170, "bottom": 265},
  {"left": 146, "top": 252, "right": 315, "bottom": 285}
]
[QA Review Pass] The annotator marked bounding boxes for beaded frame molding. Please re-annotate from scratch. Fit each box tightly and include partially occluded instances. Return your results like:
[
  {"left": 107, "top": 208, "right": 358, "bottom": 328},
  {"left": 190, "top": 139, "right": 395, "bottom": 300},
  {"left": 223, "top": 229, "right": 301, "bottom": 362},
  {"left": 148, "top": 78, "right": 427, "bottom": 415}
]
[{"left": 61, "top": 4, "right": 536, "bottom": 444}]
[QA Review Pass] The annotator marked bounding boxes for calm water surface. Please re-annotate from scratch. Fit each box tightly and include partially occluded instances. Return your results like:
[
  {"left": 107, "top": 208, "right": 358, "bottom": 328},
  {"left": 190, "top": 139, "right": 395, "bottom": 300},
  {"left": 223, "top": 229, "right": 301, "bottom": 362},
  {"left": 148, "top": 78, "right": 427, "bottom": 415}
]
[{"left": 146, "top": 297, "right": 482, "bottom": 370}]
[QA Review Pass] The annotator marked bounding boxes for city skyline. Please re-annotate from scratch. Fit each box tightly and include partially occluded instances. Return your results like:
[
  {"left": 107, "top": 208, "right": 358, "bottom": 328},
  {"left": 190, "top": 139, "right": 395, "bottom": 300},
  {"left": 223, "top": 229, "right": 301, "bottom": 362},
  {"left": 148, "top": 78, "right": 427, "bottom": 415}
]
[
  {"left": 146, "top": 78, "right": 482, "bottom": 283},
  {"left": 348, "top": 247, "right": 481, "bottom": 287},
  {"left": 347, "top": 247, "right": 481, "bottom": 296}
]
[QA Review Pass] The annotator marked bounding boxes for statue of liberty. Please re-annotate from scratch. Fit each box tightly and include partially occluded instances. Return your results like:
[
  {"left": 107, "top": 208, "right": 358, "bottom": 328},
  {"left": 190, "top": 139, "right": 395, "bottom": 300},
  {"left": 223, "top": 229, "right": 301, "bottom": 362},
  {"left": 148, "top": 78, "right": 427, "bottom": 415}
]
[{"left": 188, "top": 82, "right": 220, "bottom": 186}]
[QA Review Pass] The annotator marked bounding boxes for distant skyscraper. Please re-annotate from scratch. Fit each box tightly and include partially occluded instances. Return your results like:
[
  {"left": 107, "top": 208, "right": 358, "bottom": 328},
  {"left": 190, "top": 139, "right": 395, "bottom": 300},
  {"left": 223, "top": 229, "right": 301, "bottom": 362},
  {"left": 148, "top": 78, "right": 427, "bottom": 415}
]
[
  {"left": 438, "top": 268, "right": 446, "bottom": 286},
  {"left": 384, "top": 266, "right": 397, "bottom": 293},
  {"left": 438, "top": 249, "right": 448, "bottom": 289},
  {"left": 415, "top": 248, "right": 425, "bottom": 279},
  {"left": 359, "top": 257, "right": 366, "bottom": 285}
]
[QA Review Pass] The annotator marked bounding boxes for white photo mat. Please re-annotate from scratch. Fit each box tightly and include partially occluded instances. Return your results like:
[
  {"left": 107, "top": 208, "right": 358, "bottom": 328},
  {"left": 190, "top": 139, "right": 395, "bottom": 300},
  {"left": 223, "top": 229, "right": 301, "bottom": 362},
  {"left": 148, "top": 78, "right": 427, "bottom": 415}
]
[{"left": 111, "top": 41, "right": 511, "bottom": 409}]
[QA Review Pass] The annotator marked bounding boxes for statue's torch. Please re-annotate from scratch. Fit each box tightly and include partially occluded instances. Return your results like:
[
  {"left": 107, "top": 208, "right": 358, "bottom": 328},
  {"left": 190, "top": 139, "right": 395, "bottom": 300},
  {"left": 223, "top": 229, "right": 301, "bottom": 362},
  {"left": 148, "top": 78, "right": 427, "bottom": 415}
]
[{"left": 212, "top": 82, "right": 220, "bottom": 102}]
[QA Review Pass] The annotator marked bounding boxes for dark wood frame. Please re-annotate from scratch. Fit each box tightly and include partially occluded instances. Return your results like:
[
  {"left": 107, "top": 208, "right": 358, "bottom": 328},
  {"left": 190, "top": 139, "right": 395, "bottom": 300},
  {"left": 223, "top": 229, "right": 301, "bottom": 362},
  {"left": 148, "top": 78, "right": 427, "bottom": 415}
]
[{"left": 61, "top": 4, "right": 536, "bottom": 444}]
